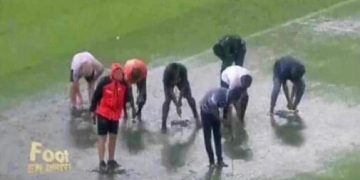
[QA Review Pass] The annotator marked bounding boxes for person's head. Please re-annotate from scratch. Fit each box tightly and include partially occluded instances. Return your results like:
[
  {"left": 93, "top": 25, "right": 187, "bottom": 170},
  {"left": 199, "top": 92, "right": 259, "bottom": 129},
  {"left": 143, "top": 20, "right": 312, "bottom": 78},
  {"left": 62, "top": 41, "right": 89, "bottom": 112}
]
[
  {"left": 290, "top": 64, "right": 305, "bottom": 81},
  {"left": 241, "top": 75, "right": 252, "bottom": 89},
  {"left": 131, "top": 68, "right": 142, "bottom": 83},
  {"left": 111, "top": 63, "right": 124, "bottom": 81},
  {"left": 82, "top": 62, "right": 94, "bottom": 77}
]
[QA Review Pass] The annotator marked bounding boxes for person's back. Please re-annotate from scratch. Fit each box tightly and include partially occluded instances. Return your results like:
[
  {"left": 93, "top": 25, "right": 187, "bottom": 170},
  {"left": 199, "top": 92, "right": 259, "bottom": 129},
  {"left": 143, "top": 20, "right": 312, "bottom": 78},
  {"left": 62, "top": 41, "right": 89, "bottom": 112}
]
[
  {"left": 124, "top": 58, "right": 147, "bottom": 84},
  {"left": 200, "top": 88, "right": 228, "bottom": 113},
  {"left": 163, "top": 63, "right": 187, "bottom": 86},
  {"left": 213, "top": 35, "right": 247, "bottom": 72},
  {"left": 71, "top": 51, "right": 103, "bottom": 81},
  {"left": 274, "top": 56, "right": 305, "bottom": 82},
  {"left": 221, "top": 65, "right": 251, "bottom": 89}
]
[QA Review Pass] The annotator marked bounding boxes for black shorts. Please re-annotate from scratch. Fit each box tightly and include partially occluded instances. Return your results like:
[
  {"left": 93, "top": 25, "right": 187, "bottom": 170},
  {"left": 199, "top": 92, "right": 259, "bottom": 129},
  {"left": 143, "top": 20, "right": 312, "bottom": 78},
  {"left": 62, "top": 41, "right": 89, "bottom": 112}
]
[
  {"left": 97, "top": 115, "right": 119, "bottom": 136},
  {"left": 70, "top": 69, "right": 95, "bottom": 83}
]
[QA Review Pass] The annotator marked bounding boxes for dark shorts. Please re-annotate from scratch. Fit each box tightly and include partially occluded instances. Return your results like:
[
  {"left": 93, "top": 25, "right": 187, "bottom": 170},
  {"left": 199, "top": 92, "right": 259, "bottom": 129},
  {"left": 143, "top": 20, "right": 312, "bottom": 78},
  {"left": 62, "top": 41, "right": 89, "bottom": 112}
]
[
  {"left": 97, "top": 115, "right": 119, "bottom": 136},
  {"left": 70, "top": 69, "right": 95, "bottom": 83}
]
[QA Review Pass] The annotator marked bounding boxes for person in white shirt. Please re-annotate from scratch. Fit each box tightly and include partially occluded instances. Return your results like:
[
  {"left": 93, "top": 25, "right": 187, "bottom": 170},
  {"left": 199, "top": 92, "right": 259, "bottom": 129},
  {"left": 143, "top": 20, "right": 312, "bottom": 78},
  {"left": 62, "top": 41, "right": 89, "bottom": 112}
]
[
  {"left": 69, "top": 51, "right": 104, "bottom": 109},
  {"left": 220, "top": 65, "right": 252, "bottom": 125}
]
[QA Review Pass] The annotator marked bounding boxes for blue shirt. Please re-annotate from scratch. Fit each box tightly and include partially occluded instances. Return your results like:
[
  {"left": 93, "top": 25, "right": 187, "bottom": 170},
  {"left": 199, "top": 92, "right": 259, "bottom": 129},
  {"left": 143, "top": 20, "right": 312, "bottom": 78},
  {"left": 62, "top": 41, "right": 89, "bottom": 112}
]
[
  {"left": 200, "top": 88, "right": 228, "bottom": 114},
  {"left": 274, "top": 56, "right": 305, "bottom": 81}
]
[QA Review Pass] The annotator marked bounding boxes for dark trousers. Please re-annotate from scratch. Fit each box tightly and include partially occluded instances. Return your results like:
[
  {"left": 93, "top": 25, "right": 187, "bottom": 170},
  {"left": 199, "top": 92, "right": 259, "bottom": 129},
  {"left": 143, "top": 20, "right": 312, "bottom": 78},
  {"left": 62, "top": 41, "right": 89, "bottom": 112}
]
[{"left": 201, "top": 110, "right": 222, "bottom": 164}]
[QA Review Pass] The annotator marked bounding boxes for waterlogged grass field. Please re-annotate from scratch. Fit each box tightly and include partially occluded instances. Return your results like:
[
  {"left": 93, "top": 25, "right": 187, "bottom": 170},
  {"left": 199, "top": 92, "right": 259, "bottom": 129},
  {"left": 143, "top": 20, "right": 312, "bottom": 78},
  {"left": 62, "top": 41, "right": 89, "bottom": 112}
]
[
  {"left": 1, "top": 0, "right": 360, "bottom": 179},
  {"left": 0, "top": 0, "right": 341, "bottom": 107}
]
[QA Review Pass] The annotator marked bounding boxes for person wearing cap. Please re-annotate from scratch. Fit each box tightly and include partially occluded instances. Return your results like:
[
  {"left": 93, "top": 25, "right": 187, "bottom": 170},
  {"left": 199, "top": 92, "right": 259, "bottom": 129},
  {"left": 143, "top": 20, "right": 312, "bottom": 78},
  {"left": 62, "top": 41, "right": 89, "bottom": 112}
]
[
  {"left": 90, "top": 63, "right": 131, "bottom": 172},
  {"left": 200, "top": 87, "right": 230, "bottom": 168},
  {"left": 270, "top": 56, "right": 306, "bottom": 115},
  {"left": 221, "top": 65, "right": 252, "bottom": 126},
  {"left": 213, "top": 35, "right": 247, "bottom": 73},
  {"left": 162, "top": 62, "right": 200, "bottom": 132},
  {"left": 123, "top": 58, "right": 148, "bottom": 121},
  {"left": 69, "top": 51, "right": 104, "bottom": 109}
]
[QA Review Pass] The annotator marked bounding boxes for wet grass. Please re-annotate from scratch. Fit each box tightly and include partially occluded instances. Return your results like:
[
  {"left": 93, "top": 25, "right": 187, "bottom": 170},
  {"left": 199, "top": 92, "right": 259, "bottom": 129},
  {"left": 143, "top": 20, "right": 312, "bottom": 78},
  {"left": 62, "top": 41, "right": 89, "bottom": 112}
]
[
  {"left": 292, "top": 151, "right": 360, "bottom": 180},
  {"left": 249, "top": 1, "right": 360, "bottom": 179},
  {"left": 0, "top": 0, "right": 342, "bottom": 109}
]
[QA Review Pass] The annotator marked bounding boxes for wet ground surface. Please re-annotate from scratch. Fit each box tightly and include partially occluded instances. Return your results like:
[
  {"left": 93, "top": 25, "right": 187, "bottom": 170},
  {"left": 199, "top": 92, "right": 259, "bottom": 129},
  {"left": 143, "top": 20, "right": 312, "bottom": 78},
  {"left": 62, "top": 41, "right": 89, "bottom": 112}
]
[{"left": 1, "top": 49, "right": 360, "bottom": 180}]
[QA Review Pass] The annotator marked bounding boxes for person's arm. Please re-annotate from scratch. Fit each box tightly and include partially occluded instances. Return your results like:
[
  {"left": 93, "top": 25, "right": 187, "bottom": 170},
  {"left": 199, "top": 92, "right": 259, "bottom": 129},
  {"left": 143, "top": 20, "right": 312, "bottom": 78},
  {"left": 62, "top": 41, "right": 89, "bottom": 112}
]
[
  {"left": 125, "top": 83, "right": 136, "bottom": 119},
  {"left": 177, "top": 67, "right": 190, "bottom": 107},
  {"left": 87, "top": 81, "right": 95, "bottom": 104},
  {"left": 282, "top": 81, "right": 292, "bottom": 108},
  {"left": 89, "top": 77, "right": 107, "bottom": 112},
  {"left": 292, "top": 78, "right": 306, "bottom": 110},
  {"left": 94, "top": 63, "right": 104, "bottom": 80},
  {"left": 290, "top": 85, "right": 296, "bottom": 104},
  {"left": 136, "top": 79, "right": 146, "bottom": 105},
  {"left": 70, "top": 81, "right": 82, "bottom": 108},
  {"left": 270, "top": 78, "right": 282, "bottom": 114}
]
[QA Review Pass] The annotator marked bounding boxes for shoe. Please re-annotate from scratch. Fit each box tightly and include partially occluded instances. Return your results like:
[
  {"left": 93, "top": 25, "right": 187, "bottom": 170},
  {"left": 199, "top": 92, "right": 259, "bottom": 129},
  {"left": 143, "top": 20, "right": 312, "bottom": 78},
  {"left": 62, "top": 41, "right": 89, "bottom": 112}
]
[
  {"left": 137, "top": 112, "right": 142, "bottom": 121},
  {"left": 99, "top": 160, "right": 107, "bottom": 172},
  {"left": 217, "top": 161, "right": 228, "bottom": 168},
  {"left": 208, "top": 163, "right": 216, "bottom": 169},
  {"left": 107, "top": 160, "right": 120, "bottom": 170},
  {"left": 161, "top": 125, "right": 167, "bottom": 134}
]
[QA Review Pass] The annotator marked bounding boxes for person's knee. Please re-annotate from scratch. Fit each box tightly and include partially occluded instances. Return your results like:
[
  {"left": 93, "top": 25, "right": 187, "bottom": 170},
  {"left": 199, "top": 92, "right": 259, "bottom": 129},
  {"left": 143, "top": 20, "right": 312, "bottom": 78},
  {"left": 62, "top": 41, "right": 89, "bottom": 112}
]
[
  {"left": 98, "top": 136, "right": 107, "bottom": 145},
  {"left": 109, "top": 134, "right": 117, "bottom": 141},
  {"left": 163, "top": 99, "right": 171, "bottom": 106},
  {"left": 185, "top": 96, "right": 195, "bottom": 104}
]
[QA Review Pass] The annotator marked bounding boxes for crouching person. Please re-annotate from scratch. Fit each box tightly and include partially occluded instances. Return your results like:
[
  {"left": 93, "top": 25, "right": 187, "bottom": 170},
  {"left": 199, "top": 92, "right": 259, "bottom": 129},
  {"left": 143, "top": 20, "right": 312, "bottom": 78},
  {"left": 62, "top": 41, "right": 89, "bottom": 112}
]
[{"left": 200, "top": 87, "right": 229, "bottom": 168}]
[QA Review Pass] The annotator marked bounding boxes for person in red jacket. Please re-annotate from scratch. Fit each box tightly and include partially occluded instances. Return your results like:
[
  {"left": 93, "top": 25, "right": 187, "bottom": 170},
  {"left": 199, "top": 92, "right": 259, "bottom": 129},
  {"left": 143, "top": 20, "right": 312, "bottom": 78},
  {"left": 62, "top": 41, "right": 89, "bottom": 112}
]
[
  {"left": 90, "top": 63, "right": 130, "bottom": 172},
  {"left": 123, "top": 58, "right": 148, "bottom": 121}
]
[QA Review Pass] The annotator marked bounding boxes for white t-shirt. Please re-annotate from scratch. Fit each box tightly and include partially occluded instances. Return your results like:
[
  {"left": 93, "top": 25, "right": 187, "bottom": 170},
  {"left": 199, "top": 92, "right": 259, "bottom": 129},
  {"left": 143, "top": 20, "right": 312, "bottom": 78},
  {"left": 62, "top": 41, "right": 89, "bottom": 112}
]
[
  {"left": 70, "top": 51, "right": 103, "bottom": 82},
  {"left": 221, "top": 66, "right": 251, "bottom": 89}
]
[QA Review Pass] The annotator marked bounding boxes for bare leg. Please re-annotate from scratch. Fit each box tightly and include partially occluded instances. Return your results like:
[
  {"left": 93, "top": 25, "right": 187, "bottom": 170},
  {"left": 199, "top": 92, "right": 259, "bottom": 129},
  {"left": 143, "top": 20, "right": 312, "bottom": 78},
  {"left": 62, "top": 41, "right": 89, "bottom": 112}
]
[
  {"left": 97, "top": 136, "right": 107, "bottom": 162},
  {"left": 108, "top": 134, "right": 117, "bottom": 160}
]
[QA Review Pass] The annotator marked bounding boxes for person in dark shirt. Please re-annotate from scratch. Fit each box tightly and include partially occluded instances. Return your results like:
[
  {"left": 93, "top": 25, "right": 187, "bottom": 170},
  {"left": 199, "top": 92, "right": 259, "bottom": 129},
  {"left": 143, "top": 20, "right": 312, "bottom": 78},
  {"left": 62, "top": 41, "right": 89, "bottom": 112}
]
[
  {"left": 200, "top": 87, "right": 241, "bottom": 168},
  {"left": 162, "top": 63, "right": 200, "bottom": 132},
  {"left": 270, "top": 56, "right": 306, "bottom": 115},
  {"left": 213, "top": 35, "right": 247, "bottom": 73}
]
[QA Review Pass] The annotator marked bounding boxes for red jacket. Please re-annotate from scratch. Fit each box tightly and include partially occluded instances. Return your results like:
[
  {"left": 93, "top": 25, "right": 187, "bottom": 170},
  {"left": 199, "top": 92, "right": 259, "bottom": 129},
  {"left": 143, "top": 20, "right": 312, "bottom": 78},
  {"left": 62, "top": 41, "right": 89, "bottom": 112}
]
[{"left": 90, "top": 63, "right": 129, "bottom": 121}]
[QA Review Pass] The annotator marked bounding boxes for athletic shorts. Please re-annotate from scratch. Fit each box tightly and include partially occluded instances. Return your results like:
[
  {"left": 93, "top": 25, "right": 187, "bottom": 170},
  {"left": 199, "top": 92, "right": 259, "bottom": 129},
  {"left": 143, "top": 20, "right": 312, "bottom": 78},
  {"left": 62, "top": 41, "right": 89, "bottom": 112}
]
[
  {"left": 97, "top": 115, "right": 119, "bottom": 136},
  {"left": 70, "top": 69, "right": 95, "bottom": 82}
]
